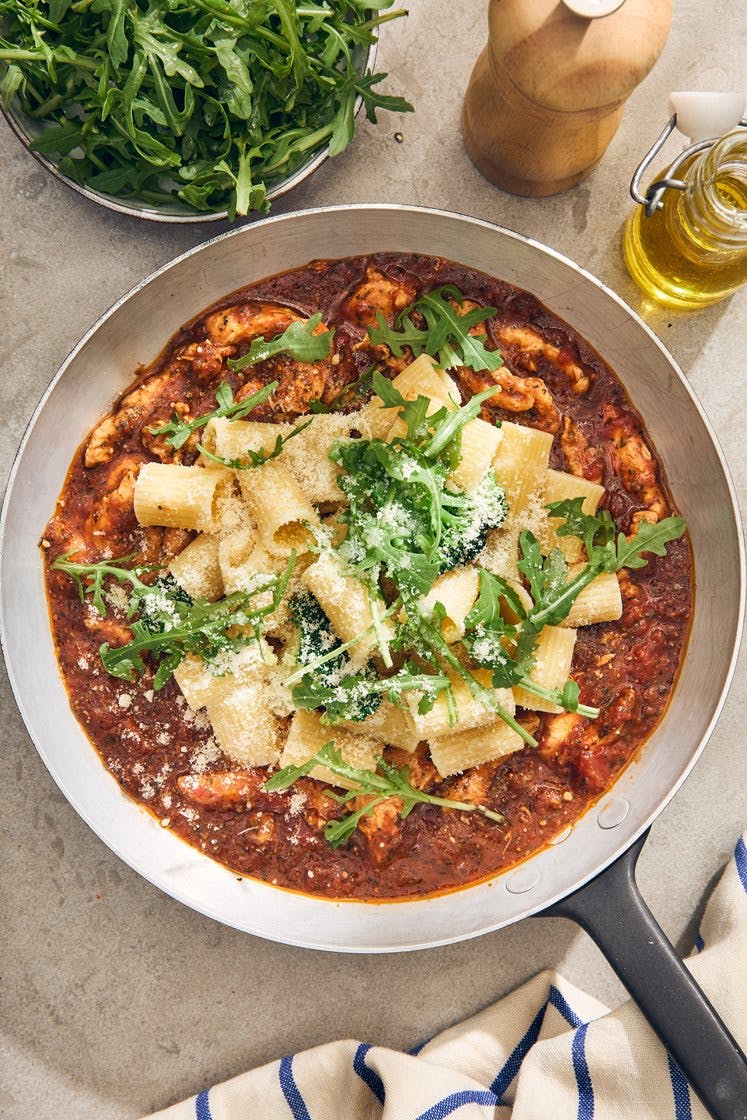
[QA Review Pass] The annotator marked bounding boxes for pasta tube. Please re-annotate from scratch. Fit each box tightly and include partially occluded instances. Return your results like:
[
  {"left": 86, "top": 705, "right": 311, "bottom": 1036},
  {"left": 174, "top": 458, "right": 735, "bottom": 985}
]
[
  {"left": 134, "top": 463, "right": 230, "bottom": 531},
  {"left": 428, "top": 721, "right": 524, "bottom": 778},
  {"left": 239, "top": 459, "right": 319, "bottom": 555},
  {"left": 280, "top": 709, "right": 378, "bottom": 788},
  {"left": 512, "top": 626, "right": 577, "bottom": 713},
  {"left": 420, "top": 566, "right": 480, "bottom": 644},
  {"left": 406, "top": 669, "right": 515, "bottom": 740},
  {"left": 302, "top": 552, "right": 394, "bottom": 658},
  {"left": 169, "top": 533, "right": 224, "bottom": 601}
]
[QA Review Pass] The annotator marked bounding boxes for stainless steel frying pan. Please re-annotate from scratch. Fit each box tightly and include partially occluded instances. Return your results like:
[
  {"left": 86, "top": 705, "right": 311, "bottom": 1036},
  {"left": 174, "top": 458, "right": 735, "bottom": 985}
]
[{"left": 1, "top": 205, "right": 744, "bottom": 1117}]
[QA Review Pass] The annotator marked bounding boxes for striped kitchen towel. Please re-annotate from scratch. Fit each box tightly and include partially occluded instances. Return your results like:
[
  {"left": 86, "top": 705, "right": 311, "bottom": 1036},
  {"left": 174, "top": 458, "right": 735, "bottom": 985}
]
[{"left": 146, "top": 836, "right": 746, "bottom": 1120}]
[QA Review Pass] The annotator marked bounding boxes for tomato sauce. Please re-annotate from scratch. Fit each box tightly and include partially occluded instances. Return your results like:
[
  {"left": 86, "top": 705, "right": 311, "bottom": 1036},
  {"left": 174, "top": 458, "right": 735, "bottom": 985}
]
[{"left": 43, "top": 254, "right": 693, "bottom": 899}]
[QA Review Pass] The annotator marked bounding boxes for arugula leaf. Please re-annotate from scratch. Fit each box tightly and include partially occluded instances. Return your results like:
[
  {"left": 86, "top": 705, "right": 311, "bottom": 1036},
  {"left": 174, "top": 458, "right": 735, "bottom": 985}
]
[
  {"left": 461, "top": 506, "right": 685, "bottom": 720},
  {"left": 264, "top": 743, "right": 504, "bottom": 848},
  {"left": 0, "top": 1, "right": 412, "bottom": 218},
  {"left": 52, "top": 552, "right": 295, "bottom": 689},
  {"left": 464, "top": 569, "right": 527, "bottom": 630},
  {"left": 147, "top": 380, "right": 277, "bottom": 450},
  {"left": 368, "top": 285, "right": 504, "bottom": 373},
  {"left": 529, "top": 504, "right": 687, "bottom": 628},
  {"left": 517, "top": 539, "right": 570, "bottom": 621},
  {"left": 227, "top": 314, "right": 334, "bottom": 373},
  {"left": 50, "top": 552, "right": 152, "bottom": 616},
  {"left": 308, "top": 366, "right": 376, "bottom": 414},
  {"left": 612, "top": 516, "right": 687, "bottom": 570},
  {"left": 370, "top": 371, "right": 499, "bottom": 456},
  {"left": 197, "top": 418, "right": 313, "bottom": 470},
  {"left": 369, "top": 310, "right": 427, "bottom": 358}
]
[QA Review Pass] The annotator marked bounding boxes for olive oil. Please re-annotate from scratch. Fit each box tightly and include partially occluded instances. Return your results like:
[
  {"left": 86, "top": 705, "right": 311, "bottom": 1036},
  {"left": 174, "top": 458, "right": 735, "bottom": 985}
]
[{"left": 623, "top": 132, "right": 747, "bottom": 309}]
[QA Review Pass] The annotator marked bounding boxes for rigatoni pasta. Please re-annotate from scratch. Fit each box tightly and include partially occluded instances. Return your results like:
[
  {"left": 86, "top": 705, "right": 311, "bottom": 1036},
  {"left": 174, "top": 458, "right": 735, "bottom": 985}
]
[
  {"left": 134, "top": 462, "right": 229, "bottom": 531},
  {"left": 169, "top": 533, "right": 224, "bottom": 601},
  {"left": 420, "top": 567, "right": 480, "bottom": 643},
  {"left": 302, "top": 551, "right": 394, "bottom": 658},
  {"left": 428, "top": 720, "right": 524, "bottom": 778},
  {"left": 448, "top": 417, "right": 502, "bottom": 493},
  {"left": 239, "top": 459, "right": 319, "bottom": 555},
  {"left": 512, "top": 626, "right": 578, "bottom": 713},
  {"left": 206, "top": 678, "right": 282, "bottom": 768},
  {"left": 492, "top": 421, "right": 553, "bottom": 515},
  {"left": 281, "top": 710, "right": 378, "bottom": 787}
]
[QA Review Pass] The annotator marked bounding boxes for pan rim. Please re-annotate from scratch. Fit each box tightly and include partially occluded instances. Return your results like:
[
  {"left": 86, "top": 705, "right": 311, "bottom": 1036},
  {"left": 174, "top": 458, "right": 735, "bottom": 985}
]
[{"left": 2, "top": 203, "right": 743, "bottom": 951}]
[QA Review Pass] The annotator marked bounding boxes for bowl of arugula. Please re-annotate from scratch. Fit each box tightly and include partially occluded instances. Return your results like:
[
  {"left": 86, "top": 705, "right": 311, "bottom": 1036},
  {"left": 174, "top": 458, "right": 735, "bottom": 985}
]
[{"left": 0, "top": 0, "right": 411, "bottom": 222}]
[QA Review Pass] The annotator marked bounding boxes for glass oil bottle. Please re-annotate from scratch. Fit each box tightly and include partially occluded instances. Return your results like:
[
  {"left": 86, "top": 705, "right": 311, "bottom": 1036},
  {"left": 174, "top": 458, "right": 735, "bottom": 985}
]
[{"left": 624, "top": 118, "right": 747, "bottom": 309}]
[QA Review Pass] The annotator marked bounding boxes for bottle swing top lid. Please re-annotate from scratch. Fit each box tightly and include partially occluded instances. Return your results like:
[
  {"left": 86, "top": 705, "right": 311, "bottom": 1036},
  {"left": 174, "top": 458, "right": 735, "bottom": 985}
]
[{"left": 629, "top": 91, "right": 746, "bottom": 215}]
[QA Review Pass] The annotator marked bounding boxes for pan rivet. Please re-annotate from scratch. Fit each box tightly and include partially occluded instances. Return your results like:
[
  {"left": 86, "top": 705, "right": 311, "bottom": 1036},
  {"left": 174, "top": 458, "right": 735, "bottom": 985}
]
[
  {"left": 550, "top": 825, "right": 572, "bottom": 845},
  {"left": 505, "top": 867, "right": 540, "bottom": 894},
  {"left": 597, "top": 797, "right": 630, "bottom": 829}
]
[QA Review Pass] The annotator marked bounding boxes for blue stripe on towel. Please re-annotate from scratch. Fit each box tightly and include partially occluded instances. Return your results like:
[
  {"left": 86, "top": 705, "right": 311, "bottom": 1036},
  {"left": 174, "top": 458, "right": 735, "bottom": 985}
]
[
  {"left": 410, "top": 1035, "right": 433, "bottom": 1055},
  {"left": 490, "top": 1002, "right": 546, "bottom": 1101},
  {"left": 549, "top": 985, "right": 583, "bottom": 1028},
  {"left": 195, "top": 1090, "right": 213, "bottom": 1120},
  {"left": 694, "top": 931, "right": 705, "bottom": 953},
  {"left": 279, "top": 1056, "right": 312, "bottom": 1120},
  {"left": 353, "top": 1043, "right": 385, "bottom": 1105},
  {"left": 734, "top": 837, "right": 747, "bottom": 894},
  {"left": 572, "top": 1023, "right": 594, "bottom": 1120},
  {"left": 490, "top": 985, "right": 586, "bottom": 1102},
  {"left": 667, "top": 1053, "right": 692, "bottom": 1120},
  {"left": 414, "top": 1089, "right": 498, "bottom": 1120}
]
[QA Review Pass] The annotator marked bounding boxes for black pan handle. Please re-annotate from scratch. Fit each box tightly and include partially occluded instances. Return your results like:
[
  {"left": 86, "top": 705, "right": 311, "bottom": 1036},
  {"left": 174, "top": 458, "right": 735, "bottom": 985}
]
[{"left": 544, "top": 830, "right": 747, "bottom": 1120}]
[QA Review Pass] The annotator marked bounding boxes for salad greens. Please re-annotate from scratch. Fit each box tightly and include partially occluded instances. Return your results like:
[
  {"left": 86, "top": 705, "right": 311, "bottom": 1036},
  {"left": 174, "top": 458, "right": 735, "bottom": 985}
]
[
  {"left": 264, "top": 743, "right": 504, "bottom": 847},
  {"left": 0, "top": 0, "right": 412, "bottom": 218}
]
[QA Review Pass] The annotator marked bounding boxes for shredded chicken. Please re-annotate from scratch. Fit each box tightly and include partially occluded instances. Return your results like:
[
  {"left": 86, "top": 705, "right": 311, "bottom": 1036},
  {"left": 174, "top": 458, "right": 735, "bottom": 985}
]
[
  {"left": 342, "top": 267, "right": 417, "bottom": 327},
  {"left": 496, "top": 324, "right": 593, "bottom": 394},
  {"left": 559, "top": 416, "right": 604, "bottom": 483},
  {"left": 204, "top": 303, "right": 301, "bottom": 346},
  {"left": 459, "top": 365, "right": 559, "bottom": 432},
  {"left": 355, "top": 795, "right": 405, "bottom": 864},
  {"left": 603, "top": 404, "right": 667, "bottom": 527},
  {"left": 85, "top": 372, "right": 173, "bottom": 466},
  {"left": 177, "top": 769, "right": 286, "bottom": 811},
  {"left": 446, "top": 759, "right": 502, "bottom": 806},
  {"left": 84, "top": 454, "right": 144, "bottom": 537},
  {"left": 174, "top": 339, "right": 231, "bottom": 380}
]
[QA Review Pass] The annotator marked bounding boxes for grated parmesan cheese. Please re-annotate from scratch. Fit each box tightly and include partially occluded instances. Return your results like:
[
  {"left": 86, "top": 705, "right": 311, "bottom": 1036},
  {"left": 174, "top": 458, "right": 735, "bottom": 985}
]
[{"left": 288, "top": 791, "right": 307, "bottom": 816}]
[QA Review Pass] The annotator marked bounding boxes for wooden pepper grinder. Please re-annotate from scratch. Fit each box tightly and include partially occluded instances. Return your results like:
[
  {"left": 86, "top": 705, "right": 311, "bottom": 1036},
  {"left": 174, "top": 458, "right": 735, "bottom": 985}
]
[{"left": 462, "top": 0, "right": 671, "bottom": 197}]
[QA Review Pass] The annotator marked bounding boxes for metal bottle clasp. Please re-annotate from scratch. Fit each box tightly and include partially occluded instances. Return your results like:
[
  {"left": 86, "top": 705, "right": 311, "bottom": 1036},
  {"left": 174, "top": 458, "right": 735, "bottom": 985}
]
[{"left": 629, "top": 113, "right": 747, "bottom": 218}]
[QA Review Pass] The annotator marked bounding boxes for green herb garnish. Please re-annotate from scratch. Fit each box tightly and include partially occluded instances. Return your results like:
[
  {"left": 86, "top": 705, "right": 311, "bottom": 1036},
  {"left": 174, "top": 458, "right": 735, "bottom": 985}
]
[
  {"left": 227, "top": 314, "right": 334, "bottom": 373},
  {"left": 459, "top": 506, "right": 686, "bottom": 715},
  {"left": 0, "top": 1, "right": 413, "bottom": 218},
  {"left": 526, "top": 501, "right": 686, "bottom": 629},
  {"left": 51, "top": 553, "right": 295, "bottom": 689},
  {"left": 148, "top": 381, "right": 277, "bottom": 451},
  {"left": 368, "top": 285, "right": 504, "bottom": 373},
  {"left": 197, "top": 418, "right": 313, "bottom": 470},
  {"left": 308, "top": 365, "right": 376, "bottom": 414},
  {"left": 264, "top": 743, "right": 504, "bottom": 848}
]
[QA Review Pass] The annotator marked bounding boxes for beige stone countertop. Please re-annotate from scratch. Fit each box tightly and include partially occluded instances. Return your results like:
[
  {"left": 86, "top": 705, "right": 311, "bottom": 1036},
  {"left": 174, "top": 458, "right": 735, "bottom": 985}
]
[{"left": 0, "top": 2, "right": 744, "bottom": 1116}]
